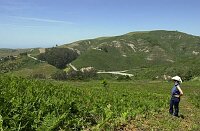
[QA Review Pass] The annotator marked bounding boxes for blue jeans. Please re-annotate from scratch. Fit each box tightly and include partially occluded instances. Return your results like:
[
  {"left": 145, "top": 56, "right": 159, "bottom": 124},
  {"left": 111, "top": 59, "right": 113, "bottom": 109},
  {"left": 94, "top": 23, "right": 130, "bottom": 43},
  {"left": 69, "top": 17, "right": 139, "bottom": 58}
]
[{"left": 169, "top": 97, "right": 180, "bottom": 116}]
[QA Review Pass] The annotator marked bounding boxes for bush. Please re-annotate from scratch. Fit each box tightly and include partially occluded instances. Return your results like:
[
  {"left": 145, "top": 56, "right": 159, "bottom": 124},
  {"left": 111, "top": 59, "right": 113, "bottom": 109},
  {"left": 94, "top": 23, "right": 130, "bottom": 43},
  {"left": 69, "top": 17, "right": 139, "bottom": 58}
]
[
  {"left": 51, "top": 71, "right": 67, "bottom": 80},
  {"left": 67, "top": 69, "right": 97, "bottom": 80},
  {"left": 67, "top": 70, "right": 84, "bottom": 80},
  {"left": 30, "top": 73, "right": 46, "bottom": 79},
  {"left": 116, "top": 75, "right": 131, "bottom": 81},
  {"left": 101, "top": 79, "right": 109, "bottom": 88}
]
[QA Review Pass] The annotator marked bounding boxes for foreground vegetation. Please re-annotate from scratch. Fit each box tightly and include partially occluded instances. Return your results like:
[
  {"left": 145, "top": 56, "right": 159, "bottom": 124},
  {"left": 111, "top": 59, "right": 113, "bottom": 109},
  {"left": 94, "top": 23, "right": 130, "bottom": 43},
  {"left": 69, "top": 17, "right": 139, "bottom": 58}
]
[{"left": 0, "top": 75, "right": 200, "bottom": 130}]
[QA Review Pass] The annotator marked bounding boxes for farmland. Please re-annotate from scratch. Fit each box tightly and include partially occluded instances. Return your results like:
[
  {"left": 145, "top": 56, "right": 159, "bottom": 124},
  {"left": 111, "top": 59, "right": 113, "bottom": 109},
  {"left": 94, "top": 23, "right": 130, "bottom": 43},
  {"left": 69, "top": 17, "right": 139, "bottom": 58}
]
[{"left": 0, "top": 75, "right": 199, "bottom": 130}]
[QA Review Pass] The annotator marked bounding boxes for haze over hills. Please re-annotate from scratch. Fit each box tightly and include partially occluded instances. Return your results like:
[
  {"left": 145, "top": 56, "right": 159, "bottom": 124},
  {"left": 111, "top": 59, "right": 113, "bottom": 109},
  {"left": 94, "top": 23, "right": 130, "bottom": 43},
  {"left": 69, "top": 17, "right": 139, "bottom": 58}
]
[{"left": 1, "top": 30, "right": 200, "bottom": 80}]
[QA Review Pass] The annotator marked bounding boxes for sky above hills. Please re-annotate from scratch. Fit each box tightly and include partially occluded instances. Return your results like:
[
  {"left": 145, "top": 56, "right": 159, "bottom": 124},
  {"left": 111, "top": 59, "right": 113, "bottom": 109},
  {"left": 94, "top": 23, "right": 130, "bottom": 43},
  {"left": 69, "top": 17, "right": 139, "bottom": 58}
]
[{"left": 0, "top": 0, "right": 200, "bottom": 48}]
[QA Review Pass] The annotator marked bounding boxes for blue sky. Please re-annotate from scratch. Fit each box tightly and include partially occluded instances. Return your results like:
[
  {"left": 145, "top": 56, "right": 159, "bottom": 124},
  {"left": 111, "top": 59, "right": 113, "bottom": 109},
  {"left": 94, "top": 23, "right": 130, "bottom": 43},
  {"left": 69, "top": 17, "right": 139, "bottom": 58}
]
[{"left": 0, "top": 0, "right": 199, "bottom": 48}]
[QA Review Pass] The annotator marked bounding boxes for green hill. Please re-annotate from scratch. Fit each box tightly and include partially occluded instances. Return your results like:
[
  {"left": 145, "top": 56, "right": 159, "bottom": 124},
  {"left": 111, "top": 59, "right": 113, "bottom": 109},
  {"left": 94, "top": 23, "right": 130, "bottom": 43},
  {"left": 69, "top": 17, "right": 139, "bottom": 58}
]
[
  {"left": 0, "top": 55, "right": 59, "bottom": 78},
  {"left": 60, "top": 30, "right": 200, "bottom": 78},
  {"left": 1, "top": 30, "right": 200, "bottom": 80}
]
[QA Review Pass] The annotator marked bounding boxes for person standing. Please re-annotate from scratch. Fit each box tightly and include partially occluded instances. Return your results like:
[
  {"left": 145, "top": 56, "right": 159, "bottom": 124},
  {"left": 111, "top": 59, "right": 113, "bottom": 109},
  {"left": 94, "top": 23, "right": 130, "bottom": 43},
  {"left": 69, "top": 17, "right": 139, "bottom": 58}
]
[{"left": 169, "top": 76, "right": 183, "bottom": 117}]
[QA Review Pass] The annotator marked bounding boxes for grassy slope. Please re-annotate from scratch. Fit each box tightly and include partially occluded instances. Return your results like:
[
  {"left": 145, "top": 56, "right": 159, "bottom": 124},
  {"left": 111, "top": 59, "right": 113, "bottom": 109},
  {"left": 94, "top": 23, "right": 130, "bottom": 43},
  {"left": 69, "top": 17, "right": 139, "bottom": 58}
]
[
  {"left": 1, "top": 56, "right": 59, "bottom": 78},
  {"left": 64, "top": 30, "right": 200, "bottom": 72},
  {"left": 72, "top": 47, "right": 148, "bottom": 71},
  {"left": 9, "top": 62, "right": 59, "bottom": 78}
]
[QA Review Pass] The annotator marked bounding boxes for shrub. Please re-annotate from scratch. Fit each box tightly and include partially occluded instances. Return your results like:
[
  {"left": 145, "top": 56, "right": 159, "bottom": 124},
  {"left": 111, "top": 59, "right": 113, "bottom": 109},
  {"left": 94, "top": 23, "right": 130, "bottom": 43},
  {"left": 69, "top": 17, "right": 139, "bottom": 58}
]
[
  {"left": 51, "top": 71, "right": 67, "bottom": 80},
  {"left": 30, "top": 73, "right": 46, "bottom": 79},
  {"left": 66, "top": 69, "right": 97, "bottom": 80},
  {"left": 67, "top": 70, "right": 84, "bottom": 80},
  {"left": 101, "top": 79, "right": 109, "bottom": 88},
  {"left": 116, "top": 75, "right": 131, "bottom": 81}
]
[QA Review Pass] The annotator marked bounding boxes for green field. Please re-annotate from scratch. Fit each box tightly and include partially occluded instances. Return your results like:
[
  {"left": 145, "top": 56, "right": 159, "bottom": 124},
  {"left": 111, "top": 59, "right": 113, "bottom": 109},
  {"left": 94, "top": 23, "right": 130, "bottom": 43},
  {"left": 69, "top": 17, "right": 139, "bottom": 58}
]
[{"left": 0, "top": 75, "right": 199, "bottom": 130}]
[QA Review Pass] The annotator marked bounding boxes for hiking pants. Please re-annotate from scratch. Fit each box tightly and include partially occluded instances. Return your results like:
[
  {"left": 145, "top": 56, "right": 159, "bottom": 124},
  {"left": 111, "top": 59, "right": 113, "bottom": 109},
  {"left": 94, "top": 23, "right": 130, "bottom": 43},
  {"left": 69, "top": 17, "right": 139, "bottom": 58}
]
[{"left": 169, "top": 97, "right": 180, "bottom": 116}]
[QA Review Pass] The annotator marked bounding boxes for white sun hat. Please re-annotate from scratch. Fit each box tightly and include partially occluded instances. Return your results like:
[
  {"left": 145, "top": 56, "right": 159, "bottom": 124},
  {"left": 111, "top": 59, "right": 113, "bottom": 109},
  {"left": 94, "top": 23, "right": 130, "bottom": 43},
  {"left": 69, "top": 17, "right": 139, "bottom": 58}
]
[{"left": 172, "top": 76, "right": 182, "bottom": 83}]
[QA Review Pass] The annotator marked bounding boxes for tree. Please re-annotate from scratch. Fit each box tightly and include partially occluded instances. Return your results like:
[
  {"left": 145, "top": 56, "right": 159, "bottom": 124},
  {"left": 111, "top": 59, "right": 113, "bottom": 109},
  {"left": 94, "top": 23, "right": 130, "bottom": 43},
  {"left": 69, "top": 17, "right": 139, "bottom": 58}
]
[{"left": 37, "top": 48, "right": 79, "bottom": 69}]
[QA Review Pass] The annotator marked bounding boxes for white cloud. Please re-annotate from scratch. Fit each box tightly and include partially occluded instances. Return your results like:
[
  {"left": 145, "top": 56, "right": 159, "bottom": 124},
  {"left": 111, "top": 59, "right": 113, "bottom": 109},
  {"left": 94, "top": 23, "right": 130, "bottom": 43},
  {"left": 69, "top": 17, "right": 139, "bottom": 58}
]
[{"left": 10, "top": 16, "right": 74, "bottom": 24}]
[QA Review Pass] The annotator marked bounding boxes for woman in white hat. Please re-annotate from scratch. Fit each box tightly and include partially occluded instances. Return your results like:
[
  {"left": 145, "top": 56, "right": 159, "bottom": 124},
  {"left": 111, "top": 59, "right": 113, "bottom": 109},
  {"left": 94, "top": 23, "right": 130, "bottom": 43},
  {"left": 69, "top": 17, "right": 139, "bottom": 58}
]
[{"left": 169, "top": 76, "right": 183, "bottom": 117}]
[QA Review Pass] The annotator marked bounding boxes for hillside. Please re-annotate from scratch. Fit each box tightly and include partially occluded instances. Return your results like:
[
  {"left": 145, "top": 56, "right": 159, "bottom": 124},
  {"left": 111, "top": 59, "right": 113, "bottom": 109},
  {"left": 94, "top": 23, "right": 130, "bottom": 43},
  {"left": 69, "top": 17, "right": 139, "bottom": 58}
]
[
  {"left": 59, "top": 30, "right": 200, "bottom": 79},
  {"left": 60, "top": 30, "right": 200, "bottom": 69},
  {"left": 1, "top": 30, "right": 200, "bottom": 80},
  {"left": 0, "top": 55, "right": 59, "bottom": 79}
]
